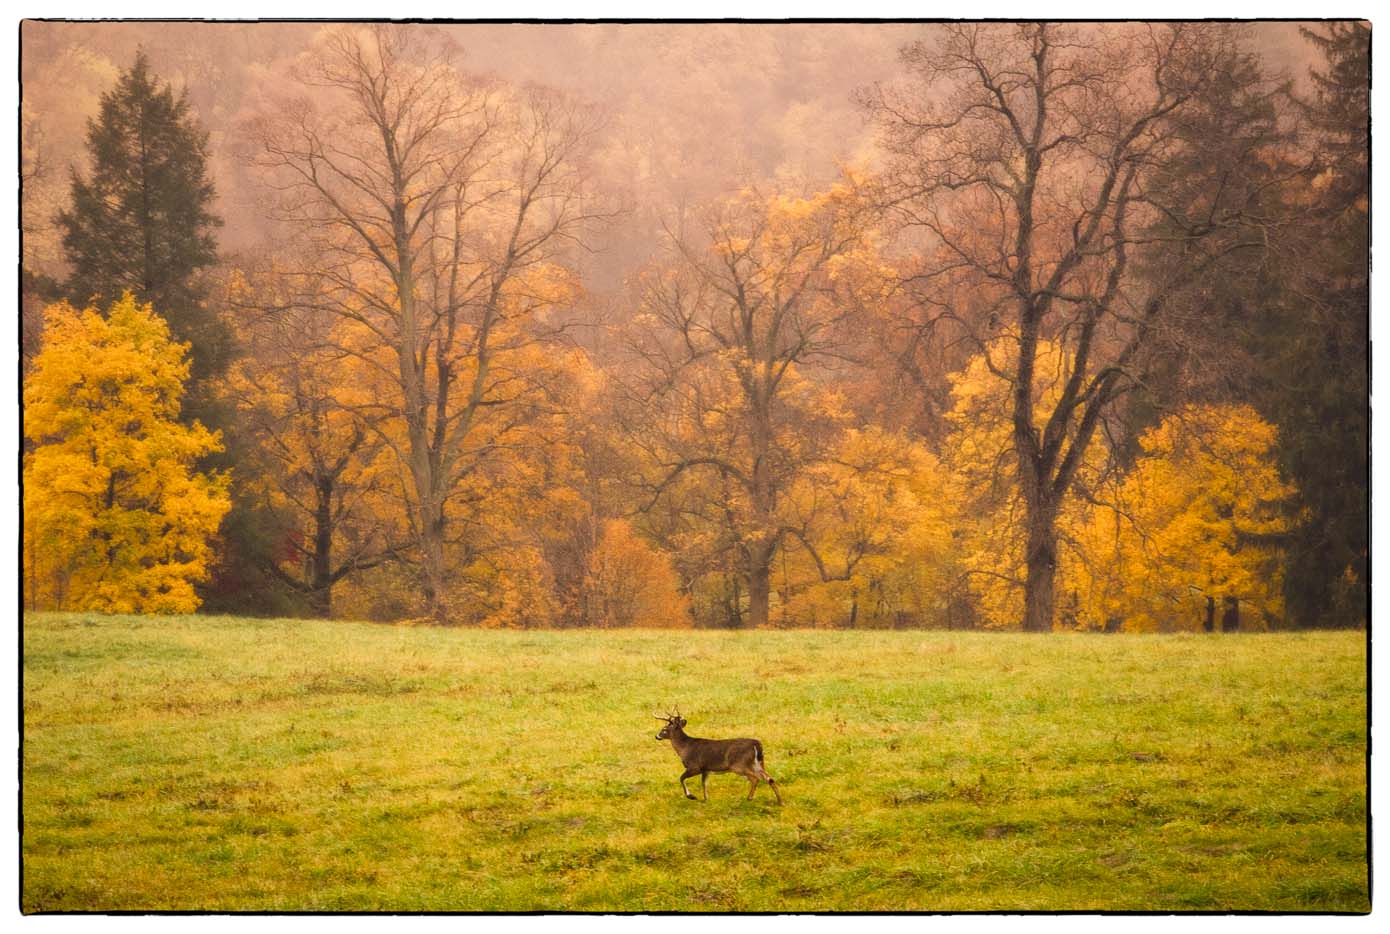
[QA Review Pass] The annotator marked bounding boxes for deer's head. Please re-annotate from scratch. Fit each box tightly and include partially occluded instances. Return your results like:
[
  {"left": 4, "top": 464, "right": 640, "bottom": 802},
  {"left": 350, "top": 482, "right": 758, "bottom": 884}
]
[{"left": 654, "top": 708, "right": 686, "bottom": 740}]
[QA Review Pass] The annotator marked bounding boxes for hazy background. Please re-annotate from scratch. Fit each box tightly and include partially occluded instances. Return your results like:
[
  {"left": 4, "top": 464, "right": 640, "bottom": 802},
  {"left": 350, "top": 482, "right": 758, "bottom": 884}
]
[{"left": 20, "top": 20, "right": 1316, "bottom": 297}]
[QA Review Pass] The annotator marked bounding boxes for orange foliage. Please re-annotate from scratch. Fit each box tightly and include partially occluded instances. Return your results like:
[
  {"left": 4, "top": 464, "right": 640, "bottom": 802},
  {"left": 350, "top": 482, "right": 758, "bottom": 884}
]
[{"left": 580, "top": 520, "right": 691, "bottom": 628}]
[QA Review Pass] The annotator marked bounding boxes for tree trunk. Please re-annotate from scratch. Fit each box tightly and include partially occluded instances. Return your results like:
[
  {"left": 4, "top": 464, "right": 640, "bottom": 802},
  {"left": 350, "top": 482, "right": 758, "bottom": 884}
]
[
  {"left": 395, "top": 244, "right": 451, "bottom": 625},
  {"left": 418, "top": 498, "right": 450, "bottom": 624},
  {"left": 746, "top": 542, "right": 774, "bottom": 630},
  {"left": 310, "top": 478, "right": 334, "bottom": 618},
  {"left": 307, "top": 582, "right": 331, "bottom": 618},
  {"left": 1221, "top": 596, "right": 1240, "bottom": 632},
  {"left": 1021, "top": 497, "right": 1059, "bottom": 632}
]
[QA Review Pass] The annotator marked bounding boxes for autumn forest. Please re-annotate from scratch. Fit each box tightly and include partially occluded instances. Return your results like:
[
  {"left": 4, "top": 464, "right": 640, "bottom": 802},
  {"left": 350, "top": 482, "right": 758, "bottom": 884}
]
[{"left": 19, "top": 21, "right": 1370, "bottom": 633}]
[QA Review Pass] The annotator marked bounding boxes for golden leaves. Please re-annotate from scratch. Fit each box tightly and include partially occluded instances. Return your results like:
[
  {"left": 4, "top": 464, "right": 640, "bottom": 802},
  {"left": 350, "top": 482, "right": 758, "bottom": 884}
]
[
  {"left": 943, "top": 344, "right": 1296, "bottom": 631},
  {"left": 1079, "top": 404, "right": 1297, "bottom": 632},
  {"left": 581, "top": 519, "right": 690, "bottom": 628},
  {"left": 23, "top": 294, "right": 231, "bottom": 613}
]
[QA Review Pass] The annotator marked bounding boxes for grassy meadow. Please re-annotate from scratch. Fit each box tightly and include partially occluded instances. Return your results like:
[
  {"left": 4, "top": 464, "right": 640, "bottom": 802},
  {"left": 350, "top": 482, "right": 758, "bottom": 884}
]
[{"left": 21, "top": 613, "right": 1368, "bottom": 912}]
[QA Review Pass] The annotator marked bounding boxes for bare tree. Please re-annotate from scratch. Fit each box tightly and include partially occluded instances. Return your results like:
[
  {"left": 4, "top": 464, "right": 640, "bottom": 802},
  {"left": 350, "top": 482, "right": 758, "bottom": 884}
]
[
  {"left": 245, "top": 25, "right": 607, "bottom": 622},
  {"left": 863, "top": 23, "right": 1275, "bottom": 631}
]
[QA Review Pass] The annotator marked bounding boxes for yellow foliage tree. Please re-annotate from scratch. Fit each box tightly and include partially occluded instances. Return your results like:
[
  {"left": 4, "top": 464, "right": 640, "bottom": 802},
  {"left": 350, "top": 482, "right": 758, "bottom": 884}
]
[
  {"left": 330, "top": 311, "right": 599, "bottom": 627},
  {"left": 579, "top": 520, "right": 690, "bottom": 628},
  {"left": 629, "top": 176, "right": 888, "bottom": 628},
  {"left": 246, "top": 25, "right": 605, "bottom": 624},
  {"left": 1071, "top": 405, "right": 1296, "bottom": 632},
  {"left": 943, "top": 340, "right": 1109, "bottom": 629},
  {"left": 23, "top": 295, "right": 230, "bottom": 613},
  {"left": 221, "top": 267, "right": 402, "bottom": 618},
  {"left": 781, "top": 428, "right": 957, "bottom": 628},
  {"left": 867, "top": 23, "right": 1273, "bottom": 632},
  {"left": 946, "top": 351, "right": 1297, "bottom": 632}
]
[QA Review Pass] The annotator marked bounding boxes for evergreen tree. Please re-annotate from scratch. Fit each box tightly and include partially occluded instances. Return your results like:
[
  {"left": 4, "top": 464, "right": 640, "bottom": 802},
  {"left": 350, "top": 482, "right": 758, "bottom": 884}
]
[
  {"left": 1301, "top": 22, "right": 1369, "bottom": 196},
  {"left": 57, "top": 51, "right": 231, "bottom": 394},
  {"left": 1276, "top": 22, "right": 1369, "bottom": 628},
  {"left": 1128, "top": 24, "right": 1367, "bottom": 628}
]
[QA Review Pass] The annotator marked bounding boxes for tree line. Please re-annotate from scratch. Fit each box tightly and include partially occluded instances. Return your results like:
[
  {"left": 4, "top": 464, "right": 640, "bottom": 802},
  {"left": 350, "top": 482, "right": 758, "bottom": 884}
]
[{"left": 21, "top": 22, "right": 1369, "bottom": 631}]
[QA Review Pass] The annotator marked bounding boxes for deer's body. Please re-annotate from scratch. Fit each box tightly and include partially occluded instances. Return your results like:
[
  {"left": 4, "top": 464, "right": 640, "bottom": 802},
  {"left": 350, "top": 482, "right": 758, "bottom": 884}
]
[{"left": 655, "top": 712, "right": 783, "bottom": 805}]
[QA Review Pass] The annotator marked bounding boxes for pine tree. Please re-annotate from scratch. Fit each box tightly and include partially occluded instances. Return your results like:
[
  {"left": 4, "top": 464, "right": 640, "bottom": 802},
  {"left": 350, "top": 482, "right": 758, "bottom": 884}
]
[
  {"left": 57, "top": 51, "right": 230, "bottom": 393},
  {"left": 1301, "top": 22, "right": 1369, "bottom": 197},
  {"left": 1276, "top": 22, "right": 1370, "bottom": 628}
]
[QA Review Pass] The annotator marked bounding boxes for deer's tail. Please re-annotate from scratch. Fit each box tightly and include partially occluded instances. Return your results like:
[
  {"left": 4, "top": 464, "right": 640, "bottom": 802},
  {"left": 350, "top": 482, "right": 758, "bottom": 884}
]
[{"left": 752, "top": 740, "right": 776, "bottom": 784}]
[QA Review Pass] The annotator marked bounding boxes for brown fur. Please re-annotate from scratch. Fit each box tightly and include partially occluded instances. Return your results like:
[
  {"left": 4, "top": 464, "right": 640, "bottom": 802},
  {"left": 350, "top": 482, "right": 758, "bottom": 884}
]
[{"left": 655, "top": 713, "right": 783, "bottom": 805}]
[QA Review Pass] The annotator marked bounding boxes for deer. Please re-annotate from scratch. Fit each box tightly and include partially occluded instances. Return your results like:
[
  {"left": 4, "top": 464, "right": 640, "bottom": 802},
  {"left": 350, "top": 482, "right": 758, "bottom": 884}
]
[{"left": 654, "top": 708, "right": 783, "bottom": 805}]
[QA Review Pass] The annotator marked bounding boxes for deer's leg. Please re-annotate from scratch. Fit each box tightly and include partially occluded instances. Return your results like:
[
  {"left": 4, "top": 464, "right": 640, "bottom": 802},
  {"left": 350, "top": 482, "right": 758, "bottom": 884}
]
[
  {"left": 757, "top": 764, "right": 783, "bottom": 805},
  {"left": 700, "top": 772, "right": 709, "bottom": 801},
  {"left": 679, "top": 768, "right": 699, "bottom": 800},
  {"left": 747, "top": 776, "right": 759, "bottom": 800}
]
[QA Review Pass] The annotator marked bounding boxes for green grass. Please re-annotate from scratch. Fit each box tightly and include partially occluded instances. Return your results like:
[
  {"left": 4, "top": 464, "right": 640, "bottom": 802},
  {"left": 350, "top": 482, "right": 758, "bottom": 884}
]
[{"left": 22, "top": 613, "right": 1368, "bottom": 912}]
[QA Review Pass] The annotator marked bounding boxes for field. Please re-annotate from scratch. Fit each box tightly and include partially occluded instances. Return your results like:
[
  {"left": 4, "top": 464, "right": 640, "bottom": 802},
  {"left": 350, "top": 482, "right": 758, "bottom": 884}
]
[{"left": 21, "top": 613, "right": 1368, "bottom": 912}]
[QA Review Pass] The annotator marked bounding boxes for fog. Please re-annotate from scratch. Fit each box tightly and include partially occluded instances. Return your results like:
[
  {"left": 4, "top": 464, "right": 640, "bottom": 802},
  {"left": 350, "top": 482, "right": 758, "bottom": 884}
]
[{"left": 20, "top": 20, "right": 1315, "bottom": 295}]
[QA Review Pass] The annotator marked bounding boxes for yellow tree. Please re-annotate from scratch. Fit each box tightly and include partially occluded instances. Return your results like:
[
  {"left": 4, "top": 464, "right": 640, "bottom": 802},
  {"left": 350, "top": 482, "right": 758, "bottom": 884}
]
[
  {"left": 245, "top": 24, "right": 607, "bottom": 623},
  {"left": 1071, "top": 405, "right": 1296, "bottom": 631},
  {"left": 23, "top": 295, "right": 230, "bottom": 613},
  {"left": 943, "top": 340, "right": 1111, "bottom": 629},
  {"left": 579, "top": 519, "right": 691, "bottom": 628},
  {"left": 781, "top": 428, "right": 957, "bottom": 628},
  {"left": 437, "top": 337, "right": 596, "bottom": 628},
  {"left": 624, "top": 178, "right": 887, "bottom": 628},
  {"left": 222, "top": 265, "right": 403, "bottom": 617}
]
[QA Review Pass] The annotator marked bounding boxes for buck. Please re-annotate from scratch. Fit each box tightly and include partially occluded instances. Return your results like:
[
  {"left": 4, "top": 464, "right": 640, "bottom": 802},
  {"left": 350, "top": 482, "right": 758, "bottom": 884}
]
[{"left": 654, "top": 708, "right": 783, "bottom": 805}]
